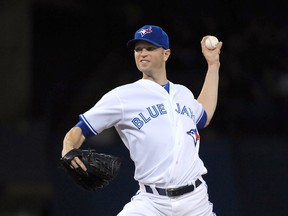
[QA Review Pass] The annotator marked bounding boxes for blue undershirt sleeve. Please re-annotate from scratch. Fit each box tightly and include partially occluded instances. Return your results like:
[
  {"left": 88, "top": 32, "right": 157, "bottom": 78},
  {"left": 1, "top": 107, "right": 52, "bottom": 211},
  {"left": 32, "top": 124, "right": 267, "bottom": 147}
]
[
  {"left": 197, "top": 110, "right": 207, "bottom": 130},
  {"left": 75, "top": 120, "right": 95, "bottom": 138}
]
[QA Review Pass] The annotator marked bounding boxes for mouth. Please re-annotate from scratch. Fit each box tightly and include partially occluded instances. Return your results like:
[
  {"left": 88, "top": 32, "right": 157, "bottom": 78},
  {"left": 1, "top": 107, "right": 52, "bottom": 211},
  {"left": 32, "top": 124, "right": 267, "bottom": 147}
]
[{"left": 140, "top": 60, "right": 150, "bottom": 63}]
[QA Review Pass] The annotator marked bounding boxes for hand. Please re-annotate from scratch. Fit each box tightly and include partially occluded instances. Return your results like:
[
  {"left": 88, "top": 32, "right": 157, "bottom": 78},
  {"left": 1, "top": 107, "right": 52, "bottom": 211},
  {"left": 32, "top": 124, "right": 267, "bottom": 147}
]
[
  {"left": 60, "top": 149, "right": 122, "bottom": 192},
  {"left": 62, "top": 126, "right": 87, "bottom": 171},
  {"left": 62, "top": 148, "right": 87, "bottom": 171},
  {"left": 201, "top": 36, "right": 223, "bottom": 67}
]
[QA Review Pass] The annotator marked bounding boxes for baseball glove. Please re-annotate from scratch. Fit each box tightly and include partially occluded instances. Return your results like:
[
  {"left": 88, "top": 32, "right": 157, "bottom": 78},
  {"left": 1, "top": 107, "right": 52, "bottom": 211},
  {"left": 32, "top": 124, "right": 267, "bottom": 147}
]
[{"left": 60, "top": 149, "right": 121, "bottom": 192}]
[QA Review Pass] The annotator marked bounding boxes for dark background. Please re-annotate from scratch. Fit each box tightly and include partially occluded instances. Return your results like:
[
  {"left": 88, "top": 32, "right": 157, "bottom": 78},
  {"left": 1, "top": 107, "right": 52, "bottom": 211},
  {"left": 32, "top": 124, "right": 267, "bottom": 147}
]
[{"left": 0, "top": 0, "right": 287, "bottom": 215}]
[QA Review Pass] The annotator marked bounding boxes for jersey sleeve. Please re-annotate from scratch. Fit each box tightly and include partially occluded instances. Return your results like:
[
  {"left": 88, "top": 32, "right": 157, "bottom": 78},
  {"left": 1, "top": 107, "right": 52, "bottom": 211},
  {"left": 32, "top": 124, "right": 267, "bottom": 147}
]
[
  {"left": 190, "top": 90, "right": 207, "bottom": 130},
  {"left": 78, "top": 90, "right": 123, "bottom": 135},
  {"left": 75, "top": 119, "right": 96, "bottom": 138},
  {"left": 196, "top": 109, "right": 207, "bottom": 129}
]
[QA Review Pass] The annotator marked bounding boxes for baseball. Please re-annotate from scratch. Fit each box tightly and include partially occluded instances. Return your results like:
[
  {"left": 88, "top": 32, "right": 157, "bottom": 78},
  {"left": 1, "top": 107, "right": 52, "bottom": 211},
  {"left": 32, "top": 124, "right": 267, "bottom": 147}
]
[{"left": 205, "top": 36, "right": 219, "bottom": 50}]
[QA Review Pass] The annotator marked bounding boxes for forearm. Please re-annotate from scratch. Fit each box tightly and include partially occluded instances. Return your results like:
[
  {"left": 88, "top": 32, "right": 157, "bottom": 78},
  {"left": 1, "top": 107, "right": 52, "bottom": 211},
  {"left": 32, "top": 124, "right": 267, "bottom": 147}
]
[
  {"left": 197, "top": 63, "right": 220, "bottom": 126},
  {"left": 197, "top": 36, "right": 222, "bottom": 127},
  {"left": 62, "top": 126, "right": 86, "bottom": 157}
]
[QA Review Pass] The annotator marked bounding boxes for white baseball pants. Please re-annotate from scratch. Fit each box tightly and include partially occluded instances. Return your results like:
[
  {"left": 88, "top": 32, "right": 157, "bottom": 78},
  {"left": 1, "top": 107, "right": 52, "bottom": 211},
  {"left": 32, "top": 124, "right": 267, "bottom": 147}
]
[{"left": 117, "top": 182, "right": 216, "bottom": 216}]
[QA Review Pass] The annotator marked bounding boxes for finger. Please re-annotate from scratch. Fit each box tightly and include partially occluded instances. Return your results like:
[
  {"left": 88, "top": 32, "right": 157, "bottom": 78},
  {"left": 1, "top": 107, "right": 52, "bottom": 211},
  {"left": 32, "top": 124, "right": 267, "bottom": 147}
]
[
  {"left": 215, "top": 42, "right": 223, "bottom": 55},
  {"left": 201, "top": 35, "right": 210, "bottom": 43},
  {"left": 71, "top": 159, "right": 79, "bottom": 169},
  {"left": 200, "top": 36, "right": 209, "bottom": 48},
  {"left": 217, "top": 41, "right": 223, "bottom": 50},
  {"left": 74, "top": 157, "right": 88, "bottom": 171},
  {"left": 70, "top": 157, "right": 82, "bottom": 168}
]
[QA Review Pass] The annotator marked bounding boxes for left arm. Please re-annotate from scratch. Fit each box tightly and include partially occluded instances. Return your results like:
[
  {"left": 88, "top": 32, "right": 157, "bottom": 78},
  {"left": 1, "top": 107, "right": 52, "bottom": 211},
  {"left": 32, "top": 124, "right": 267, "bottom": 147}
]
[{"left": 197, "top": 36, "right": 223, "bottom": 127}]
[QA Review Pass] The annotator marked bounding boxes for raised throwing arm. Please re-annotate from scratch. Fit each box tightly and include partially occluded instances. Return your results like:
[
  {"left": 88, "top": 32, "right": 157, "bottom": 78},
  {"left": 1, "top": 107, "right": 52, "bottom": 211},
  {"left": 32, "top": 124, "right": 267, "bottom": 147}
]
[{"left": 197, "top": 36, "right": 223, "bottom": 127}]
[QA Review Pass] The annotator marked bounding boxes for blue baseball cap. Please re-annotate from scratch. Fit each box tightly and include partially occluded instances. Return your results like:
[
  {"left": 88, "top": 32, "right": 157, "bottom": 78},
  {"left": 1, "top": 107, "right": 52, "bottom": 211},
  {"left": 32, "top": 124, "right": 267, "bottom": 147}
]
[{"left": 127, "top": 25, "right": 169, "bottom": 49}]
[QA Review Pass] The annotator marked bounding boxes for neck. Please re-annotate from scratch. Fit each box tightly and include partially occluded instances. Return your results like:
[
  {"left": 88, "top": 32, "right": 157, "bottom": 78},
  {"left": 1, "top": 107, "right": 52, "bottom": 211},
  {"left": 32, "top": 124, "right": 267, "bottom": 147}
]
[
  {"left": 142, "top": 76, "right": 168, "bottom": 85},
  {"left": 142, "top": 69, "right": 168, "bottom": 85}
]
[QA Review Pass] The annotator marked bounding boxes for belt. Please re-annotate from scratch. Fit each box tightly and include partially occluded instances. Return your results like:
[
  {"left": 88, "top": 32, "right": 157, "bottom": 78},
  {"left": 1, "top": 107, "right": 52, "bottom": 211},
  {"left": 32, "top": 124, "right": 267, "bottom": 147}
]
[{"left": 144, "top": 178, "right": 202, "bottom": 197}]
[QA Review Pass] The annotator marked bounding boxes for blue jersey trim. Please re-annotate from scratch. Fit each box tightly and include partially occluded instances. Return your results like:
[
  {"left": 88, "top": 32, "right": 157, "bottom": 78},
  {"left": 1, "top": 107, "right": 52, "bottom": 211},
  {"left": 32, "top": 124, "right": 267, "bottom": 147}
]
[
  {"left": 196, "top": 110, "right": 207, "bottom": 129},
  {"left": 76, "top": 115, "right": 98, "bottom": 138},
  {"left": 161, "top": 82, "right": 170, "bottom": 93}
]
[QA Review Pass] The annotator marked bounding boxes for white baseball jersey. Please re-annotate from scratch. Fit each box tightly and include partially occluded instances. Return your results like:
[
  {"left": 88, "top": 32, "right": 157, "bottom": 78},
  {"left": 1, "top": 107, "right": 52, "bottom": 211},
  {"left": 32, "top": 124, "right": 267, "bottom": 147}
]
[{"left": 79, "top": 79, "right": 208, "bottom": 188}]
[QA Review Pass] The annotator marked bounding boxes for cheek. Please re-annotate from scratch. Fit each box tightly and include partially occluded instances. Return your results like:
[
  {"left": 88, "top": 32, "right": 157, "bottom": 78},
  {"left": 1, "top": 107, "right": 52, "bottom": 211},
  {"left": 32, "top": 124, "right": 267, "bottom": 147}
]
[
  {"left": 134, "top": 55, "right": 139, "bottom": 63},
  {"left": 134, "top": 55, "right": 142, "bottom": 69},
  {"left": 134, "top": 53, "right": 140, "bottom": 61},
  {"left": 134, "top": 54, "right": 138, "bottom": 63}
]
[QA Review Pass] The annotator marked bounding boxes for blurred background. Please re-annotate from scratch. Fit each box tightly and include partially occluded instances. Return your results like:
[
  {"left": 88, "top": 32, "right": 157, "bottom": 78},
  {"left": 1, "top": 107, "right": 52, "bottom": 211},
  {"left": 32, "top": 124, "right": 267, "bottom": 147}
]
[{"left": 0, "top": 0, "right": 287, "bottom": 215}]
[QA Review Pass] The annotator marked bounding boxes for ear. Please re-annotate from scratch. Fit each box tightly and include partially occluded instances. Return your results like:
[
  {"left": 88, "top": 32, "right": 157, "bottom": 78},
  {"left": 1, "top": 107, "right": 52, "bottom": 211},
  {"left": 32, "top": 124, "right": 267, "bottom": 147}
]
[{"left": 163, "top": 49, "right": 171, "bottom": 61}]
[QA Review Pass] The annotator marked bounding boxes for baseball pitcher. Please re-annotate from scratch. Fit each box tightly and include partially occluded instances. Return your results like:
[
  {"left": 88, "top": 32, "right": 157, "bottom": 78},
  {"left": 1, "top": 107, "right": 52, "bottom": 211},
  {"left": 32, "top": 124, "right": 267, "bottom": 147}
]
[{"left": 61, "top": 25, "right": 222, "bottom": 216}]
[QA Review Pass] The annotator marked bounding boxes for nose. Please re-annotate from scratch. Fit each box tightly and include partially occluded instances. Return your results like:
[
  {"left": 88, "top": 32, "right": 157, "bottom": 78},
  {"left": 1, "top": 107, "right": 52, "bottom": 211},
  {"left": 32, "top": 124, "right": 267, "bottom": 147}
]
[{"left": 140, "top": 48, "right": 148, "bottom": 55}]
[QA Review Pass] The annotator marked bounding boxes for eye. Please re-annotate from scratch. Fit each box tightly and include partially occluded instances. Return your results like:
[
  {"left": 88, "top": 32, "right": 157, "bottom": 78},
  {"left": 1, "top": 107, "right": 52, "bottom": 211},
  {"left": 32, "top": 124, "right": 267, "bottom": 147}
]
[
  {"left": 146, "top": 46, "right": 158, "bottom": 51},
  {"left": 134, "top": 46, "right": 159, "bottom": 52},
  {"left": 134, "top": 47, "right": 143, "bottom": 52}
]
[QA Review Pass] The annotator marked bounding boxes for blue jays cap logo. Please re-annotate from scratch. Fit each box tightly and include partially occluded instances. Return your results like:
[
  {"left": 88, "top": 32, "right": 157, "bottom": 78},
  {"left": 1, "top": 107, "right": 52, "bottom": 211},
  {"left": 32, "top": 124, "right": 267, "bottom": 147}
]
[
  {"left": 139, "top": 27, "right": 153, "bottom": 37},
  {"left": 127, "top": 25, "right": 169, "bottom": 49}
]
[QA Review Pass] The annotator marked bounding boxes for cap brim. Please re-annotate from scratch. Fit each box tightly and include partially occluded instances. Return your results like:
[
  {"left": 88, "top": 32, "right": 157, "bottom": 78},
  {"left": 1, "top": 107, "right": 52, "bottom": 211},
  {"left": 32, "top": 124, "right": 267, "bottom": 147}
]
[{"left": 127, "top": 38, "right": 163, "bottom": 49}]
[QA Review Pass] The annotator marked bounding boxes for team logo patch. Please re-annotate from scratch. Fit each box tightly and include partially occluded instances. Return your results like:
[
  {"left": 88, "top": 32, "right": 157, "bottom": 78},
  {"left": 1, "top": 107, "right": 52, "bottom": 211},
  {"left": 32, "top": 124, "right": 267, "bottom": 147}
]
[
  {"left": 139, "top": 27, "right": 152, "bottom": 37},
  {"left": 187, "top": 128, "right": 200, "bottom": 146}
]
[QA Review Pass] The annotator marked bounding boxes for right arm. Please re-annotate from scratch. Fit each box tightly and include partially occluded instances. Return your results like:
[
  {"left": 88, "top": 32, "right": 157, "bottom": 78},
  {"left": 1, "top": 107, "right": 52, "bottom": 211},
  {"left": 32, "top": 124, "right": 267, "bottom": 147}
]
[
  {"left": 62, "top": 126, "right": 87, "bottom": 170},
  {"left": 62, "top": 89, "right": 122, "bottom": 170}
]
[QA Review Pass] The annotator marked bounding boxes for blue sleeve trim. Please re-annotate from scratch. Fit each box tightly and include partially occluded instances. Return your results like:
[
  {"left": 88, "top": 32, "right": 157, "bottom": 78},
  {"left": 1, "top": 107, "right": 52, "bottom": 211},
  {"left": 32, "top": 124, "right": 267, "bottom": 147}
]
[
  {"left": 196, "top": 110, "right": 207, "bottom": 130},
  {"left": 75, "top": 115, "right": 98, "bottom": 138}
]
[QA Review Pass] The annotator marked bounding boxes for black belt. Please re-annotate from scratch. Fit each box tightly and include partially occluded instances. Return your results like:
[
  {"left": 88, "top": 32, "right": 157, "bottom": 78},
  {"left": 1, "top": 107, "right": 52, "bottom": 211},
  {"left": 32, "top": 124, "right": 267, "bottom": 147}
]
[{"left": 144, "top": 178, "right": 202, "bottom": 197}]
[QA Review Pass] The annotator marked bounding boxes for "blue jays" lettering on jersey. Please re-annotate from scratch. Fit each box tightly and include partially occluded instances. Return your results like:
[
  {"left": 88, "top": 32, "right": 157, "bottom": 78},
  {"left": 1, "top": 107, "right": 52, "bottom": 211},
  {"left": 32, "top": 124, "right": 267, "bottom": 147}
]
[{"left": 132, "top": 103, "right": 195, "bottom": 129}]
